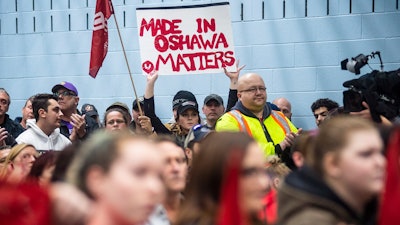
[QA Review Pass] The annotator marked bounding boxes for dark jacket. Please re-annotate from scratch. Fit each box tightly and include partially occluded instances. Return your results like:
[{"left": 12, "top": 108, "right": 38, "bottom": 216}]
[
  {"left": 142, "top": 96, "right": 189, "bottom": 147},
  {"left": 144, "top": 88, "right": 242, "bottom": 134},
  {"left": 143, "top": 89, "right": 243, "bottom": 147},
  {"left": 144, "top": 96, "right": 172, "bottom": 135},
  {"left": 59, "top": 113, "right": 99, "bottom": 140},
  {"left": 1, "top": 114, "right": 24, "bottom": 146},
  {"left": 278, "top": 167, "right": 378, "bottom": 225},
  {"left": 14, "top": 117, "right": 22, "bottom": 124},
  {"left": 226, "top": 89, "right": 238, "bottom": 112}
]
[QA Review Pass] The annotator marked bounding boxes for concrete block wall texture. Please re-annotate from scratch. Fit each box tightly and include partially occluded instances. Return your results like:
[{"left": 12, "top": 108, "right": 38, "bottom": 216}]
[{"left": 0, "top": 0, "right": 399, "bottom": 130}]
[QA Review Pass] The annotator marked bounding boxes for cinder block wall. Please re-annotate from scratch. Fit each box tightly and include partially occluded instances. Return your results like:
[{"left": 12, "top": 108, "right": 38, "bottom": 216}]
[{"left": 1, "top": 0, "right": 399, "bottom": 129}]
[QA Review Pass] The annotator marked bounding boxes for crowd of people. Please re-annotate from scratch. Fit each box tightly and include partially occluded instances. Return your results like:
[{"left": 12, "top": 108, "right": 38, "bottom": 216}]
[{"left": 0, "top": 65, "right": 399, "bottom": 225}]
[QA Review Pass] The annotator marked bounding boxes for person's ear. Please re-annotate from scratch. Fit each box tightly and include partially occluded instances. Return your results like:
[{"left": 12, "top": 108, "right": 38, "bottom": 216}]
[
  {"left": 85, "top": 166, "right": 106, "bottom": 199},
  {"left": 185, "top": 147, "right": 193, "bottom": 161},
  {"left": 273, "top": 177, "right": 280, "bottom": 188},
  {"left": 7, "top": 163, "right": 14, "bottom": 175},
  {"left": 323, "top": 152, "right": 341, "bottom": 178},
  {"left": 74, "top": 96, "right": 80, "bottom": 106},
  {"left": 38, "top": 108, "right": 46, "bottom": 118},
  {"left": 292, "top": 151, "right": 304, "bottom": 168}
]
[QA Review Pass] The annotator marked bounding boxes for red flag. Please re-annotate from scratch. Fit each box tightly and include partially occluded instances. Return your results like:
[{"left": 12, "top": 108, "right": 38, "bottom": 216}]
[
  {"left": 378, "top": 127, "right": 400, "bottom": 225},
  {"left": 89, "top": 0, "right": 114, "bottom": 78}
]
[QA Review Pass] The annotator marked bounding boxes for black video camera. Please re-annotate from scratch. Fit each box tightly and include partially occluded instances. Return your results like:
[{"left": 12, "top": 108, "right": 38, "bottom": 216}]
[{"left": 341, "top": 52, "right": 400, "bottom": 122}]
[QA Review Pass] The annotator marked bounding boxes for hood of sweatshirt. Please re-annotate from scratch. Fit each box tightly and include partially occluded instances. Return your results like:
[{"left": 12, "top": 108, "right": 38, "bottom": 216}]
[
  {"left": 278, "top": 166, "right": 378, "bottom": 225},
  {"left": 231, "top": 101, "right": 271, "bottom": 120},
  {"left": 26, "top": 119, "right": 61, "bottom": 141}
]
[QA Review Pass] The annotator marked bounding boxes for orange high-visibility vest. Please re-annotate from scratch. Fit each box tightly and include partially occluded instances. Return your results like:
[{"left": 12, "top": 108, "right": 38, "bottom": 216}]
[{"left": 216, "top": 110, "right": 297, "bottom": 156}]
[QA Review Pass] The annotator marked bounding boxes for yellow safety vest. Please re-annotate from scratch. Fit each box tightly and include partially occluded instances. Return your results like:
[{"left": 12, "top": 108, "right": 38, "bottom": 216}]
[{"left": 215, "top": 110, "right": 297, "bottom": 157}]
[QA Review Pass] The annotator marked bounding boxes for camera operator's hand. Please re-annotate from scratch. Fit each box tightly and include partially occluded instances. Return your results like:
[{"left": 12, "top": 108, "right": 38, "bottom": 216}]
[
  {"left": 350, "top": 101, "right": 392, "bottom": 125},
  {"left": 350, "top": 101, "right": 372, "bottom": 120},
  {"left": 379, "top": 115, "right": 392, "bottom": 126}
]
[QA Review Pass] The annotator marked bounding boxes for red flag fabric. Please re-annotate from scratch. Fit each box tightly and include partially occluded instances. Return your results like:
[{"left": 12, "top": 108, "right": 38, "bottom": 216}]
[
  {"left": 378, "top": 127, "right": 400, "bottom": 225},
  {"left": 89, "top": 0, "right": 114, "bottom": 78}
]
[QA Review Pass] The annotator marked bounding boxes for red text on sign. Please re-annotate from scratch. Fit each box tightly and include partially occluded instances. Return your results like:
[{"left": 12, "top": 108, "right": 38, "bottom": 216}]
[{"left": 140, "top": 18, "right": 182, "bottom": 36}]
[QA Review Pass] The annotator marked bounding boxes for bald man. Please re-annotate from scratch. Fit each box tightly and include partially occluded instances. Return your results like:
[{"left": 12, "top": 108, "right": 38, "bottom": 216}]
[
  {"left": 215, "top": 73, "right": 300, "bottom": 165},
  {"left": 272, "top": 97, "right": 292, "bottom": 120}
]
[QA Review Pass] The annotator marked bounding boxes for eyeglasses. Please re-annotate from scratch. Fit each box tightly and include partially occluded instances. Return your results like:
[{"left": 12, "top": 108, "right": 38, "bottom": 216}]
[
  {"left": 239, "top": 86, "right": 267, "bottom": 94},
  {"left": 241, "top": 167, "right": 268, "bottom": 179},
  {"left": 106, "top": 119, "right": 126, "bottom": 125},
  {"left": 54, "top": 91, "right": 76, "bottom": 97}
]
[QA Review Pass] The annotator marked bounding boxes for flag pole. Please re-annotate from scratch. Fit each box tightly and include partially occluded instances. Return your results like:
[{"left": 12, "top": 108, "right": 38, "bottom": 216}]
[{"left": 109, "top": 0, "right": 144, "bottom": 116}]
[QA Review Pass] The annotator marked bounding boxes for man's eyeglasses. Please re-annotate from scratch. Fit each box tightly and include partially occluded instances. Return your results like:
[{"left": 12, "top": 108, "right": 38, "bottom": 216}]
[
  {"left": 54, "top": 91, "right": 76, "bottom": 97},
  {"left": 239, "top": 86, "right": 266, "bottom": 94}
]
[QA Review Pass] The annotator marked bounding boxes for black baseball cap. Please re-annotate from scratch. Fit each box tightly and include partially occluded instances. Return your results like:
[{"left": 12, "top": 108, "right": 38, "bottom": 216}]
[{"left": 204, "top": 94, "right": 223, "bottom": 106}]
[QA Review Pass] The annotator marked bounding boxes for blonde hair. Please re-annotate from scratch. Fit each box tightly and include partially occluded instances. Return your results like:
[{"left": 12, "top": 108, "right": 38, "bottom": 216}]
[
  {"left": 265, "top": 155, "right": 291, "bottom": 179},
  {"left": 0, "top": 143, "right": 36, "bottom": 179}
]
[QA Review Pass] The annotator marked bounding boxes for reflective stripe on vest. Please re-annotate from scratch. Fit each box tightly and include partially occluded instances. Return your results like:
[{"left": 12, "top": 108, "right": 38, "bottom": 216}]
[
  {"left": 270, "top": 110, "right": 290, "bottom": 135},
  {"left": 227, "top": 110, "right": 253, "bottom": 137}
]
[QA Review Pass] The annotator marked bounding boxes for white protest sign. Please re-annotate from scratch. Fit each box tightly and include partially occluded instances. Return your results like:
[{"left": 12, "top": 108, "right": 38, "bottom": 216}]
[{"left": 136, "top": 2, "right": 236, "bottom": 75}]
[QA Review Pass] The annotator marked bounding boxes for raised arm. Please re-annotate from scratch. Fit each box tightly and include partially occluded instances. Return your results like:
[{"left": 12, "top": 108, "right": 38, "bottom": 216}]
[
  {"left": 224, "top": 60, "right": 245, "bottom": 111},
  {"left": 143, "top": 70, "right": 171, "bottom": 134},
  {"left": 145, "top": 70, "right": 158, "bottom": 99}
]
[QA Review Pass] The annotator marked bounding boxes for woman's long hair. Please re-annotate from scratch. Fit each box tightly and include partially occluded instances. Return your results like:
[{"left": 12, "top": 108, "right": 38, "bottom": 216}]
[
  {"left": 0, "top": 143, "right": 35, "bottom": 180},
  {"left": 176, "top": 132, "right": 259, "bottom": 225}
]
